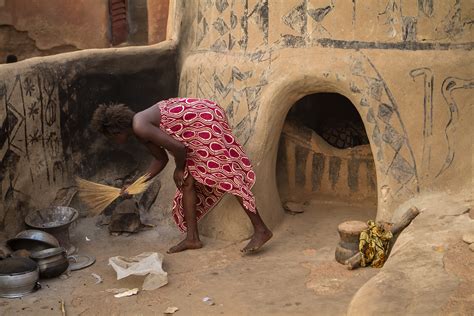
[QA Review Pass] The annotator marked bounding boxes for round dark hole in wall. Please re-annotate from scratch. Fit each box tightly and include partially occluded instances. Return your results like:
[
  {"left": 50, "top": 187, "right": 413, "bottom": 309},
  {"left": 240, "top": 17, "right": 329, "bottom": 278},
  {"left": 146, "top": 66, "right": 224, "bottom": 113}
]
[{"left": 286, "top": 93, "right": 369, "bottom": 149}]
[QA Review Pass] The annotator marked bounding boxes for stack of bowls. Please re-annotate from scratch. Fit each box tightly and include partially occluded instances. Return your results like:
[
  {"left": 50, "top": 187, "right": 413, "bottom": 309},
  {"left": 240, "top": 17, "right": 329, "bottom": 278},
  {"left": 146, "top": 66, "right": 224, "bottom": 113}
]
[{"left": 5, "top": 230, "right": 69, "bottom": 279}]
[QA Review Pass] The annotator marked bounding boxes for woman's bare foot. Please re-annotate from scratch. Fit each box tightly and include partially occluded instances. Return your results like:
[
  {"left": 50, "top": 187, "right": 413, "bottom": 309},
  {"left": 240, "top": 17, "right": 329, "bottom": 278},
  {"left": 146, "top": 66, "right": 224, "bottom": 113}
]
[
  {"left": 241, "top": 229, "right": 273, "bottom": 254},
  {"left": 167, "top": 239, "right": 203, "bottom": 254}
]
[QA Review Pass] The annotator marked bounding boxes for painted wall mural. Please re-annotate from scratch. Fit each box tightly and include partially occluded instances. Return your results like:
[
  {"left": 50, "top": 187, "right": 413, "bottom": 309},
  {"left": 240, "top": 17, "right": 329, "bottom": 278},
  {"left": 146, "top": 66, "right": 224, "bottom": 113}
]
[
  {"left": 278, "top": 122, "right": 377, "bottom": 202},
  {"left": 181, "top": 0, "right": 473, "bottom": 207},
  {"left": 438, "top": 76, "right": 473, "bottom": 177},
  {"left": 181, "top": 55, "right": 271, "bottom": 146},
  {"left": 0, "top": 69, "right": 69, "bottom": 231},
  {"left": 192, "top": 0, "right": 473, "bottom": 53},
  {"left": 0, "top": 71, "right": 67, "bottom": 191},
  {"left": 0, "top": 49, "right": 178, "bottom": 233},
  {"left": 348, "top": 52, "right": 420, "bottom": 199}
]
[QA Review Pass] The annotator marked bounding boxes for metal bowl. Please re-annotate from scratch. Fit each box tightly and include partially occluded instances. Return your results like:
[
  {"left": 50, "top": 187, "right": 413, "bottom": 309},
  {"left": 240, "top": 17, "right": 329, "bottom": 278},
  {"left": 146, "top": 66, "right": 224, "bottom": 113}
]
[
  {"left": 0, "top": 257, "right": 39, "bottom": 298},
  {"left": 31, "top": 247, "right": 69, "bottom": 279},
  {"left": 25, "top": 206, "right": 79, "bottom": 255},
  {"left": 25, "top": 206, "right": 79, "bottom": 230},
  {"left": 7, "top": 230, "right": 59, "bottom": 252}
]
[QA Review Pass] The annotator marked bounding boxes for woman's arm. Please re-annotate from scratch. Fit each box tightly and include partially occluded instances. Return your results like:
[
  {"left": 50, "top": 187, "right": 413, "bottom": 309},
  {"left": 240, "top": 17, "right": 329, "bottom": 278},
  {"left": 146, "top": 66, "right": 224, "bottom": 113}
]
[
  {"left": 144, "top": 143, "right": 169, "bottom": 181},
  {"left": 133, "top": 119, "right": 186, "bottom": 170}
]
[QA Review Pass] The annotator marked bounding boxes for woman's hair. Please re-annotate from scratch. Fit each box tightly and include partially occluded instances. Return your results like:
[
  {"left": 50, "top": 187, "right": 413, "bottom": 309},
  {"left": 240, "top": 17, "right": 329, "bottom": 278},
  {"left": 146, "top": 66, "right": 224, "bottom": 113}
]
[{"left": 91, "top": 103, "right": 135, "bottom": 135}]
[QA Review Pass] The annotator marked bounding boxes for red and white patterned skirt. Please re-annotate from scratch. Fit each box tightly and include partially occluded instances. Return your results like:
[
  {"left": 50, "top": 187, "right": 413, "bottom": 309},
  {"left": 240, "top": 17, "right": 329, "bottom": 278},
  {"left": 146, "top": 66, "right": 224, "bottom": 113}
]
[{"left": 158, "top": 98, "right": 257, "bottom": 232}]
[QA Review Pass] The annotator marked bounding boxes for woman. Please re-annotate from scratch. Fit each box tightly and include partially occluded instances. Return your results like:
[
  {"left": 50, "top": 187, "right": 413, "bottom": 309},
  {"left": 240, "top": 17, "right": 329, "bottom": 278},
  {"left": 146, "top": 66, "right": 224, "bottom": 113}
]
[{"left": 91, "top": 98, "right": 272, "bottom": 254}]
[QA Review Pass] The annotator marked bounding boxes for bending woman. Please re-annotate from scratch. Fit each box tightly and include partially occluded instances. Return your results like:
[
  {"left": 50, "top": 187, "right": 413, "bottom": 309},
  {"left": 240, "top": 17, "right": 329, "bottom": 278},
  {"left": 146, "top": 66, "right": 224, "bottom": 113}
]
[{"left": 91, "top": 98, "right": 272, "bottom": 253}]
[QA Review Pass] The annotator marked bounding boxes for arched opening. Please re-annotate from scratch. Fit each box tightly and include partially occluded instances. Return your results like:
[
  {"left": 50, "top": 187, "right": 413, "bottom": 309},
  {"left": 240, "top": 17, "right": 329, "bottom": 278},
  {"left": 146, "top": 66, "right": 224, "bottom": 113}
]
[{"left": 276, "top": 92, "right": 377, "bottom": 213}]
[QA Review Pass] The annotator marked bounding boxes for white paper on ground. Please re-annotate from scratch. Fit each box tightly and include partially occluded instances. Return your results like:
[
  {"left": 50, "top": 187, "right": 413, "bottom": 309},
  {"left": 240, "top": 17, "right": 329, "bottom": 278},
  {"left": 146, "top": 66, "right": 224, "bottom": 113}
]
[
  {"left": 108, "top": 252, "right": 168, "bottom": 291},
  {"left": 114, "top": 288, "right": 139, "bottom": 298},
  {"left": 164, "top": 306, "right": 179, "bottom": 314}
]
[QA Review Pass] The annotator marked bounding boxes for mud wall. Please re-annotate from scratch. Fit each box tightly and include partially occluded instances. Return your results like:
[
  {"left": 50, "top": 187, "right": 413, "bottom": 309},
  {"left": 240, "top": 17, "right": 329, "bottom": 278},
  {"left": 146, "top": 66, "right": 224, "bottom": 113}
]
[
  {"left": 0, "top": 43, "right": 178, "bottom": 237},
  {"left": 148, "top": 0, "right": 171, "bottom": 44},
  {"left": 174, "top": 0, "right": 473, "bottom": 239},
  {"left": 278, "top": 122, "right": 377, "bottom": 203},
  {"left": 0, "top": 0, "right": 171, "bottom": 63},
  {"left": 0, "top": 0, "right": 109, "bottom": 62}
]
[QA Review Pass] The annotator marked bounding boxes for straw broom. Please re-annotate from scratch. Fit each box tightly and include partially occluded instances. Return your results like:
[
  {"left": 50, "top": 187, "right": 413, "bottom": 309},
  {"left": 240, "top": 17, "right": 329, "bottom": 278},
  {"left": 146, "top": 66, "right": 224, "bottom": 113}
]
[{"left": 76, "top": 174, "right": 151, "bottom": 215}]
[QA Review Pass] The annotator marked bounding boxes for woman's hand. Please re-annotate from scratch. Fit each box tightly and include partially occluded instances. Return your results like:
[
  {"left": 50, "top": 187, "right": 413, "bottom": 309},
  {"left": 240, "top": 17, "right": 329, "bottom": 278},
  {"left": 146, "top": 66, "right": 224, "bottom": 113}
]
[
  {"left": 173, "top": 168, "right": 185, "bottom": 188},
  {"left": 120, "top": 184, "right": 132, "bottom": 199}
]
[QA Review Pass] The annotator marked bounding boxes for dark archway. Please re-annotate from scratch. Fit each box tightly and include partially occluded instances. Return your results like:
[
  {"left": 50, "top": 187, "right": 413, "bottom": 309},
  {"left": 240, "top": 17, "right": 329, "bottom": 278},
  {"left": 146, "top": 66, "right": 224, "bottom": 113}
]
[
  {"left": 277, "top": 92, "right": 377, "bottom": 205},
  {"left": 286, "top": 93, "right": 369, "bottom": 149}
]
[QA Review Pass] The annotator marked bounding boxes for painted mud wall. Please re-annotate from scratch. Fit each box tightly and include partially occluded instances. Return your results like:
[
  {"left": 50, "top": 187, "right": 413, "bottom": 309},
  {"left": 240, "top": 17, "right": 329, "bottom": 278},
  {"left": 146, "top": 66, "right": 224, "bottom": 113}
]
[
  {"left": 174, "top": 0, "right": 473, "bottom": 239},
  {"left": 0, "top": 0, "right": 472, "bottom": 241},
  {"left": 277, "top": 121, "right": 377, "bottom": 203},
  {"left": 0, "top": 43, "right": 178, "bottom": 237}
]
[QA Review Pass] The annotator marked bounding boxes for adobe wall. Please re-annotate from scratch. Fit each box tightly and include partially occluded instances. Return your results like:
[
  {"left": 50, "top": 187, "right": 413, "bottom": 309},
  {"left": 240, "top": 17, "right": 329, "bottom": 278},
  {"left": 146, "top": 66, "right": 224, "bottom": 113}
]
[
  {"left": 0, "top": 0, "right": 110, "bottom": 61},
  {"left": 0, "top": 0, "right": 472, "bottom": 241},
  {"left": 0, "top": 43, "right": 178, "bottom": 237},
  {"left": 0, "top": 0, "right": 171, "bottom": 63},
  {"left": 173, "top": 0, "right": 473, "bottom": 239},
  {"left": 278, "top": 121, "right": 377, "bottom": 204}
]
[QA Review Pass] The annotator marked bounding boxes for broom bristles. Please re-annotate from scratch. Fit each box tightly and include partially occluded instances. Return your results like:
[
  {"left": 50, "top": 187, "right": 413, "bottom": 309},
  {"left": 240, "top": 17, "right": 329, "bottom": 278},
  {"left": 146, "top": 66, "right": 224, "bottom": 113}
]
[{"left": 76, "top": 174, "right": 152, "bottom": 215}]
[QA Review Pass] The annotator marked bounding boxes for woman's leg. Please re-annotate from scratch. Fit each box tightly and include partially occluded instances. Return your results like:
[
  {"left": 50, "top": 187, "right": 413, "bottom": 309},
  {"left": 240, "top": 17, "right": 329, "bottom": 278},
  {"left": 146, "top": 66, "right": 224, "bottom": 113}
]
[
  {"left": 167, "top": 174, "right": 203, "bottom": 253},
  {"left": 236, "top": 197, "right": 273, "bottom": 253}
]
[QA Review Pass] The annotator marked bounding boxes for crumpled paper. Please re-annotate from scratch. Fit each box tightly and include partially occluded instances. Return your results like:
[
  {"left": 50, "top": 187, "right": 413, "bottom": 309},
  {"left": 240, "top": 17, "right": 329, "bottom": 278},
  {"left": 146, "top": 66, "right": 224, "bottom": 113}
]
[
  {"left": 114, "top": 288, "right": 139, "bottom": 298},
  {"left": 108, "top": 252, "right": 168, "bottom": 291}
]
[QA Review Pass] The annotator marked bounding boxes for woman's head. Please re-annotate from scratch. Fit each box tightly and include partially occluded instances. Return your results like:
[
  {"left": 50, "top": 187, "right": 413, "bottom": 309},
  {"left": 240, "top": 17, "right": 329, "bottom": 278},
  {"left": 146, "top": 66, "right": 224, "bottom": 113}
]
[{"left": 91, "top": 103, "right": 135, "bottom": 144}]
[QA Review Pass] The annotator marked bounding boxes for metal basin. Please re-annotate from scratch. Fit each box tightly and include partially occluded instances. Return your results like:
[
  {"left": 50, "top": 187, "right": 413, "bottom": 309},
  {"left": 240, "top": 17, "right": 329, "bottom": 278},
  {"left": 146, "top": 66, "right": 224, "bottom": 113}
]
[
  {"left": 25, "top": 206, "right": 79, "bottom": 255},
  {"left": 7, "top": 230, "right": 59, "bottom": 252},
  {"left": 31, "top": 247, "right": 69, "bottom": 279},
  {"left": 0, "top": 257, "right": 39, "bottom": 298}
]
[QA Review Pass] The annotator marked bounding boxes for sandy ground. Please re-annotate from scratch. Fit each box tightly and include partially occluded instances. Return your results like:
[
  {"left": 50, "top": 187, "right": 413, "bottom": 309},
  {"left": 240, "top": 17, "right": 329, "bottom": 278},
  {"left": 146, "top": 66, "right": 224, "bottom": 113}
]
[{"left": 1, "top": 199, "right": 378, "bottom": 316}]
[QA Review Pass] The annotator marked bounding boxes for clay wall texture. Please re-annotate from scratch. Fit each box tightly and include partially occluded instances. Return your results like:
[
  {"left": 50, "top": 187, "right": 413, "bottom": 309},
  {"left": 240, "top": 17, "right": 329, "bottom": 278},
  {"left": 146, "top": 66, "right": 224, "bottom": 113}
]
[
  {"left": 0, "top": 0, "right": 472, "bottom": 240},
  {"left": 175, "top": 0, "right": 473, "bottom": 237},
  {"left": 278, "top": 122, "right": 377, "bottom": 203},
  {"left": 0, "top": 0, "right": 170, "bottom": 63},
  {"left": 0, "top": 0, "right": 109, "bottom": 61},
  {"left": 0, "top": 44, "right": 178, "bottom": 236}
]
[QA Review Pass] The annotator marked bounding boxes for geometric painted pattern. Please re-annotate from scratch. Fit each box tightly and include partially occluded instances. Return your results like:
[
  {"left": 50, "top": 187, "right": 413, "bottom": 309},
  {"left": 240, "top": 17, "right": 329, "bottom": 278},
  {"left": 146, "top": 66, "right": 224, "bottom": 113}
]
[
  {"left": 188, "top": 0, "right": 472, "bottom": 201},
  {"left": 349, "top": 52, "right": 420, "bottom": 197},
  {"left": 1, "top": 71, "right": 67, "bottom": 207}
]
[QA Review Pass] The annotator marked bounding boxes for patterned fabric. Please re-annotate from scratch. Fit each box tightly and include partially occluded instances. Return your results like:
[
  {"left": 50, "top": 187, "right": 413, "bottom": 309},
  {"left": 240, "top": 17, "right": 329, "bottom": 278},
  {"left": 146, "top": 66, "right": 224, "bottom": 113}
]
[
  {"left": 359, "top": 220, "right": 393, "bottom": 268},
  {"left": 158, "top": 98, "right": 257, "bottom": 232}
]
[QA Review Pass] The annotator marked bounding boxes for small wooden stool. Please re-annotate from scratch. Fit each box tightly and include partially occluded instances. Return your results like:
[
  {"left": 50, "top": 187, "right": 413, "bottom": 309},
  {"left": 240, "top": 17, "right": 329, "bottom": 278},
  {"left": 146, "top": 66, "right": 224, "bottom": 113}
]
[{"left": 335, "top": 220, "right": 367, "bottom": 264}]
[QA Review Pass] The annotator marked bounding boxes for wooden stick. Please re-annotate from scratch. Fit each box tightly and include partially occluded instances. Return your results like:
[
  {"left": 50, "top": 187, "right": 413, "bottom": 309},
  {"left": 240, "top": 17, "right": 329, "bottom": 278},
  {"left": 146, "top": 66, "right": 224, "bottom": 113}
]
[
  {"left": 345, "top": 207, "right": 420, "bottom": 270},
  {"left": 60, "top": 299, "right": 66, "bottom": 316},
  {"left": 391, "top": 206, "right": 420, "bottom": 236},
  {"left": 345, "top": 253, "right": 361, "bottom": 270}
]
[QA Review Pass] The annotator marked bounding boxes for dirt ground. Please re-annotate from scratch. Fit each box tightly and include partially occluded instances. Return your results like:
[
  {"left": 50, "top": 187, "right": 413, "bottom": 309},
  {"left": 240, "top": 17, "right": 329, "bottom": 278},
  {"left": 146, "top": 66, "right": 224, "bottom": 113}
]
[{"left": 1, "top": 199, "right": 379, "bottom": 316}]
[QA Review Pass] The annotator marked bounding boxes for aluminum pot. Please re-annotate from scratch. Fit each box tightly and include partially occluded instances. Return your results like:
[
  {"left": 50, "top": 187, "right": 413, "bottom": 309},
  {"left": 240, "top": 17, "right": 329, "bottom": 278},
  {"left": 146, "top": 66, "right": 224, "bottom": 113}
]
[
  {"left": 7, "top": 229, "right": 59, "bottom": 252},
  {"left": 0, "top": 257, "right": 39, "bottom": 298},
  {"left": 25, "top": 207, "right": 79, "bottom": 255},
  {"left": 30, "top": 247, "right": 69, "bottom": 279}
]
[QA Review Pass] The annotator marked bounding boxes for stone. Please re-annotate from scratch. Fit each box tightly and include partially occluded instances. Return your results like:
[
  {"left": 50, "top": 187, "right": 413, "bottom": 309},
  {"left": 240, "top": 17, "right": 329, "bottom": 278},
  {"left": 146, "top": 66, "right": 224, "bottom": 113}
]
[
  {"left": 0, "top": 245, "right": 11, "bottom": 259},
  {"left": 11, "top": 249, "right": 31, "bottom": 258},
  {"left": 283, "top": 202, "right": 305, "bottom": 215},
  {"left": 462, "top": 233, "right": 474, "bottom": 244},
  {"left": 50, "top": 187, "right": 78, "bottom": 207},
  {"left": 138, "top": 179, "right": 161, "bottom": 212},
  {"left": 469, "top": 208, "right": 474, "bottom": 220},
  {"left": 470, "top": 244, "right": 474, "bottom": 252},
  {"left": 109, "top": 200, "right": 141, "bottom": 234}
]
